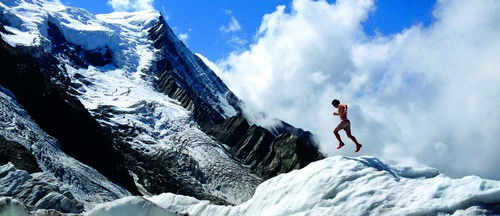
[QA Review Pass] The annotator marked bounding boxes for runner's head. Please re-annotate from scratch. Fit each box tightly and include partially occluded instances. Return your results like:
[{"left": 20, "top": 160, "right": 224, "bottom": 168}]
[{"left": 332, "top": 99, "right": 340, "bottom": 108}]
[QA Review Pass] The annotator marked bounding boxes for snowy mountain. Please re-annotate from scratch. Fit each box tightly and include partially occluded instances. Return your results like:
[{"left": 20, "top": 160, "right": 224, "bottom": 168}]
[
  {"left": 0, "top": 0, "right": 321, "bottom": 212},
  {"left": 1, "top": 0, "right": 500, "bottom": 215}
]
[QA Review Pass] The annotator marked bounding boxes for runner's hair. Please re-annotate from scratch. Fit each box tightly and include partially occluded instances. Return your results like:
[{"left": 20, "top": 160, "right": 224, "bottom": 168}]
[{"left": 332, "top": 99, "right": 340, "bottom": 106}]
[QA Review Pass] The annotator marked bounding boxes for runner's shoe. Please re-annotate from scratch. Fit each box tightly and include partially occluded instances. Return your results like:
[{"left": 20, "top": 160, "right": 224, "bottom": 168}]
[
  {"left": 337, "top": 143, "right": 345, "bottom": 149},
  {"left": 355, "top": 144, "right": 363, "bottom": 152}
]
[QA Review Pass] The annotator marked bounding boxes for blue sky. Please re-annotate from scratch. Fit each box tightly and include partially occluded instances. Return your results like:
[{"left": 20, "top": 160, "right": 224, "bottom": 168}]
[{"left": 62, "top": 0, "right": 436, "bottom": 61}]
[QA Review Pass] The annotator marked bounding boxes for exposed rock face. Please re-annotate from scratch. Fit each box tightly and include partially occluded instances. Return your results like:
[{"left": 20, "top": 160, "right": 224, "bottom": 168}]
[
  {"left": 0, "top": 137, "right": 41, "bottom": 174},
  {"left": 149, "top": 16, "right": 240, "bottom": 129},
  {"left": 260, "top": 133, "right": 324, "bottom": 178},
  {"left": 271, "top": 120, "right": 318, "bottom": 148},
  {"left": 208, "top": 116, "right": 324, "bottom": 179},
  {"left": 208, "top": 115, "right": 251, "bottom": 147},
  {"left": 156, "top": 70, "right": 195, "bottom": 112}
]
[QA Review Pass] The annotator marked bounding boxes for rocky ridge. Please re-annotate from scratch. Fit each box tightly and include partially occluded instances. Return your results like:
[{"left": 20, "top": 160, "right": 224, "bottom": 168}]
[{"left": 208, "top": 116, "right": 324, "bottom": 180}]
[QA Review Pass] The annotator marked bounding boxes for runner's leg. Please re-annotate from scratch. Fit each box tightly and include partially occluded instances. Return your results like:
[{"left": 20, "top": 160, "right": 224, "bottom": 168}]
[
  {"left": 345, "top": 127, "right": 362, "bottom": 152},
  {"left": 345, "top": 127, "right": 361, "bottom": 146},
  {"left": 334, "top": 125, "right": 345, "bottom": 148}
]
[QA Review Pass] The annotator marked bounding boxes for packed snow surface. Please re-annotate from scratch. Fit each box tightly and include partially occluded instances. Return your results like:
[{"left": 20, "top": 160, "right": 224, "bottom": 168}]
[{"left": 84, "top": 156, "right": 500, "bottom": 216}]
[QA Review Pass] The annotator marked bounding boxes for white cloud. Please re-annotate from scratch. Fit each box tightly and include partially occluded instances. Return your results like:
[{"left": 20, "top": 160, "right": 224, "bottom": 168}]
[
  {"left": 178, "top": 29, "right": 191, "bottom": 43},
  {"left": 217, "top": 0, "right": 500, "bottom": 180},
  {"left": 220, "top": 13, "right": 242, "bottom": 33},
  {"left": 179, "top": 32, "right": 189, "bottom": 42},
  {"left": 219, "top": 10, "right": 247, "bottom": 49},
  {"left": 228, "top": 35, "right": 247, "bottom": 46},
  {"left": 161, "top": 6, "right": 169, "bottom": 20},
  {"left": 107, "top": 0, "right": 154, "bottom": 12}
]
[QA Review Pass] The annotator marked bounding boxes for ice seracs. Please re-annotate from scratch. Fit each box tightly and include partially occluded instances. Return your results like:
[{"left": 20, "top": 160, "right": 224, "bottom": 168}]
[{"left": 0, "top": 163, "right": 83, "bottom": 213}]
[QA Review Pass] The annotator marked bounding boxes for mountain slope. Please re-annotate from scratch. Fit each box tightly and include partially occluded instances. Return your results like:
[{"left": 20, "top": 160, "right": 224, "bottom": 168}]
[
  {"left": 0, "top": 0, "right": 258, "bottom": 205},
  {"left": 0, "top": 36, "right": 139, "bottom": 197},
  {"left": 0, "top": 0, "right": 322, "bottom": 210},
  {"left": 148, "top": 15, "right": 240, "bottom": 128},
  {"left": 0, "top": 81, "right": 130, "bottom": 210}
]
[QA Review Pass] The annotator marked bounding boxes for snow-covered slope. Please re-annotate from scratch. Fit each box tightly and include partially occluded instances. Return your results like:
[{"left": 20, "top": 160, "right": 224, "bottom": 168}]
[
  {"left": 0, "top": 86, "right": 130, "bottom": 209},
  {"left": 87, "top": 156, "right": 500, "bottom": 215}
]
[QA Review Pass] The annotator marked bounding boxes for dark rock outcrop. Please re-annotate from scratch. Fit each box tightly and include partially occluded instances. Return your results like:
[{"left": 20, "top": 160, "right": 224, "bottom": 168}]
[
  {"left": 259, "top": 133, "right": 324, "bottom": 178},
  {"left": 208, "top": 115, "right": 251, "bottom": 147},
  {"left": 0, "top": 38, "right": 139, "bottom": 195},
  {"left": 0, "top": 137, "right": 41, "bottom": 174},
  {"left": 208, "top": 116, "right": 324, "bottom": 179},
  {"left": 148, "top": 16, "right": 241, "bottom": 130},
  {"left": 155, "top": 67, "right": 196, "bottom": 112},
  {"left": 270, "top": 120, "right": 317, "bottom": 148}
]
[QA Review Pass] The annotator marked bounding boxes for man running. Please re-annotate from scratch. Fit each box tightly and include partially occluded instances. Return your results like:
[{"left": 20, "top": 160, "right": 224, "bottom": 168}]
[{"left": 332, "top": 99, "right": 362, "bottom": 152}]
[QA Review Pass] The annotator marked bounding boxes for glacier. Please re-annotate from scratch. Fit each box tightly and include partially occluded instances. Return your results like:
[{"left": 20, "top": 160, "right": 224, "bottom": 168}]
[{"left": 1, "top": 0, "right": 500, "bottom": 215}]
